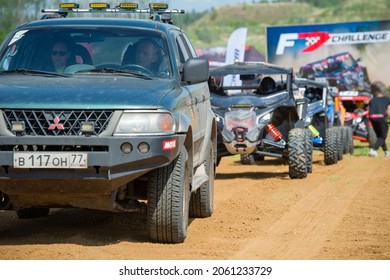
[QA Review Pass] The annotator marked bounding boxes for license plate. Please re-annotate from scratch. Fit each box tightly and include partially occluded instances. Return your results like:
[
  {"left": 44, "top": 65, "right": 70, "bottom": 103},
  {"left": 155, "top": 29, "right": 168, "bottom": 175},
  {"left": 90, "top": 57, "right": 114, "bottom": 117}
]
[{"left": 14, "top": 152, "right": 88, "bottom": 169}]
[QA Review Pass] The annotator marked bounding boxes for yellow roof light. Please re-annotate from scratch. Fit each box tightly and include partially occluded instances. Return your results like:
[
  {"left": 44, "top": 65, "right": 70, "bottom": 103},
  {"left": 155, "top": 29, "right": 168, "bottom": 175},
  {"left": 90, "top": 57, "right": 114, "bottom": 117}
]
[
  {"left": 118, "top": 3, "right": 138, "bottom": 10},
  {"left": 89, "top": 3, "right": 110, "bottom": 9},
  {"left": 149, "top": 3, "right": 168, "bottom": 10},
  {"left": 59, "top": 3, "right": 79, "bottom": 9}
]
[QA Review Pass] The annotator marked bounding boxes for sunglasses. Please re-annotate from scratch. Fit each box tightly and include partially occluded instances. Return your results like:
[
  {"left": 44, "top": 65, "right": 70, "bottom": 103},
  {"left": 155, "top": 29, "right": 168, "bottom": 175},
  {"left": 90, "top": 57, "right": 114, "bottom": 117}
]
[{"left": 51, "top": 50, "right": 67, "bottom": 56}]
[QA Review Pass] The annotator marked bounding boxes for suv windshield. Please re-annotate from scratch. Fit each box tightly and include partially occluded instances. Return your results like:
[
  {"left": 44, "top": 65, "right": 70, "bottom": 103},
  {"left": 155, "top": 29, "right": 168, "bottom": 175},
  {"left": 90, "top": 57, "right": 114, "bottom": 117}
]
[{"left": 0, "top": 26, "right": 172, "bottom": 78}]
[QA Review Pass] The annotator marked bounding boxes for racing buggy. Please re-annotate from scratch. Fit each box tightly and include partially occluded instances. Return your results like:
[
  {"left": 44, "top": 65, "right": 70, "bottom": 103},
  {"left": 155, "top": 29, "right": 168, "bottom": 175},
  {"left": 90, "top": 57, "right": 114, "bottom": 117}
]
[
  {"left": 210, "top": 61, "right": 311, "bottom": 179},
  {"left": 294, "top": 78, "right": 351, "bottom": 166},
  {"left": 0, "top": 3, "right": 217, "bottom": 244},
  {"left": 299, "top": 52, "right": 371, "bottom": 92},
  {"left": 338, "top": 90, "right": 377, "bottom": 147}
]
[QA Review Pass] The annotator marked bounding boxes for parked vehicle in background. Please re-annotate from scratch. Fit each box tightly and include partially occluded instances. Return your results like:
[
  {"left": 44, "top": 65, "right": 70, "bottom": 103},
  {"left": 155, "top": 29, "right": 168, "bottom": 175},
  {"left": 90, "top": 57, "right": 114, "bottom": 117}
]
[
  {"left": 209, "top": 61, "right": 311, "bottom": 179},
  {"left": 294, "top": 78, "right": 351, "bottom": 166},
  {"left": 0, "top": 2, "right": 217, "bottom": 244},
  {"left": 299, "top": 52, "right": 371, "bottom": 92},
  {"left": 338, "top": 90, "right": 377, "bottom": 147}
]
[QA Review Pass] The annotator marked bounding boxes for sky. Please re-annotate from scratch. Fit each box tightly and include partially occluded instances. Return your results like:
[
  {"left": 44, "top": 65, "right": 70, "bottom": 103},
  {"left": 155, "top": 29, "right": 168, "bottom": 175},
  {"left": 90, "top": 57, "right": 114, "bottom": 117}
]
[{"left": 168, "top": 0, "right": 255, "bottom": 12}]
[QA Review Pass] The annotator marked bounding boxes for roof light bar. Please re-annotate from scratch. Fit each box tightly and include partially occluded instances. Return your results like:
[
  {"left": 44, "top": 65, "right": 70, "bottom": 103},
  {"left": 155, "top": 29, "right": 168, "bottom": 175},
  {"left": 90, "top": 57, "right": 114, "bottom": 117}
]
[
  {"left": 42, "top": 2, "right": 184, "bottom": 17},
  {"left": 59, "top": 3, "right": 79, "bottom": 9},
  {"left": 89, "top": 3, "right": 110, "bottom": 9},
  {"left": 149, "top": 3, "right": 168, "bottom": 11},
  {"left": 118, "top": 3, "right": 138, "bottom": 10}
]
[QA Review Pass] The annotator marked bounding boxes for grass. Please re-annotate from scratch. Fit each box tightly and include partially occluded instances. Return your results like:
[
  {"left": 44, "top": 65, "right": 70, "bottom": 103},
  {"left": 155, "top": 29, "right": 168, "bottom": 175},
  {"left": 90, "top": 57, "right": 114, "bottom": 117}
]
[
  {"left": 184, "top": 0, "right": 390, "bottom": 53},
  {"left": 353, "top": 140, "right": 370, "bottom": 156}
]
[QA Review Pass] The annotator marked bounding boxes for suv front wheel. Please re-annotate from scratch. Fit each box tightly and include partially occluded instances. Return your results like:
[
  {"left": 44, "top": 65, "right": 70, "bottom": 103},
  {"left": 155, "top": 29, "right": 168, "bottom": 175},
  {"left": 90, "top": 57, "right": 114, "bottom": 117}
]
[{"left": 147, "top": 147, "right": 190, "bottom": 243}]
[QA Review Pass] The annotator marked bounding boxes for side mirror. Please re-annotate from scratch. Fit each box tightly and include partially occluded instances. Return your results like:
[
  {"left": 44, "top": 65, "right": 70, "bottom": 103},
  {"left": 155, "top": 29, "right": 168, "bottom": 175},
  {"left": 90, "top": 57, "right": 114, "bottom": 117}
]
[{"left": 183, "top": 58, "right": 209, "bottom": 84}]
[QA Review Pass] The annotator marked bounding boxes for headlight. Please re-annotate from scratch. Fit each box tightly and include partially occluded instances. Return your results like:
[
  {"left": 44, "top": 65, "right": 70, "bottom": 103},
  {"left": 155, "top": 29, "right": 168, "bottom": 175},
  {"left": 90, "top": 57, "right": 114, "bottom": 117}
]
[
  {"left": 215, "top": 113, "right": 224, "bottom": 126},
  {"left": 114, "top": 111, "right": 175, "bottom": 135},
  {"left": 258, "top": 112, "right": 272, "bottom": 124},
  {"left": 304, "top": 117, "right": 312, "bottom": 127},
  {"left": 225, "top": 110, "right": 256, "bottom": 131}
]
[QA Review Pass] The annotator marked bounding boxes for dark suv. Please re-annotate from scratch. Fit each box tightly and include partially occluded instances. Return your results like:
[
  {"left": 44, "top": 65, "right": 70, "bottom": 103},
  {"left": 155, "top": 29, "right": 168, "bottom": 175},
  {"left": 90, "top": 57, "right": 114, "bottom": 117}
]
[{"left": 0, "top": 3, "right": 216, "bottom": 243}]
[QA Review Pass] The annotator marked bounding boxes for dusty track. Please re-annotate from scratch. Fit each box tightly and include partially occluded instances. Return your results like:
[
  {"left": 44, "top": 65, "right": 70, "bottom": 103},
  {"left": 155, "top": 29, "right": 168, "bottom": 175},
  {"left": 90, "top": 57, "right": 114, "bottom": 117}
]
[{"left": 0, "top": 145, "right": 389, "bottom": 260}]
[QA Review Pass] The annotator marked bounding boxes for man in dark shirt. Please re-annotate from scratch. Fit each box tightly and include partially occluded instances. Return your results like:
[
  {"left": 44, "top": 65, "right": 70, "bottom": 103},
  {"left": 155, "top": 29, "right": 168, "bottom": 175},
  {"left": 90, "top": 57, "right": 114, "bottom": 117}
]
[{"left": 367, "top": 81, "right": 390, "bottom": 158}]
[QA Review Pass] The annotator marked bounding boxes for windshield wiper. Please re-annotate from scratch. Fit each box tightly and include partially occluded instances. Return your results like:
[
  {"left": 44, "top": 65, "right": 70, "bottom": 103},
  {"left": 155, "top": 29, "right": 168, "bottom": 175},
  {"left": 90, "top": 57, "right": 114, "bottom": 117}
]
[
  {"left": 0, "top": 69, "right": 70, "bottom": 77},
  {"left": 89, "top": 68, "right": 152, "bottom": 80}
]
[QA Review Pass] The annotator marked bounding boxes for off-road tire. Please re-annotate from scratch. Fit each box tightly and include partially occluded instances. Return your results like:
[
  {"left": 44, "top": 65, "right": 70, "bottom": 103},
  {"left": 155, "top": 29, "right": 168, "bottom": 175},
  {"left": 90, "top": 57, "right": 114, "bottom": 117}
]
[
  {"left": 335, "top": 126, "right": 344, "bottom": 161},
  {"left": 342, "top": 126, "right": 349, "bottom": 154},
  {"left": 253, "top": 154, "right": 265, "bottom": 161},
  {"left": 240, "top": 154, "right": 255, "bottom": 165},
  {"left": 189, "top": 141, "right": 214, "bottom": 218},
  {"left": 343, "top": 126, "right": 354, "bottom": 155},
  {"left": 16, "top": 207, "right": 50, "bottom": 219},
  {"left": 288, "top": 128, "right": 308, "bottom": 179},
  {"left": 147, "top": 147, "right": 190, "bottom": 243},
  {"left": 324, "top": 127, "right": 338, "bottom": 165},
  {"left": 305, "top": 129, "right": 313, "bottom": 173}
]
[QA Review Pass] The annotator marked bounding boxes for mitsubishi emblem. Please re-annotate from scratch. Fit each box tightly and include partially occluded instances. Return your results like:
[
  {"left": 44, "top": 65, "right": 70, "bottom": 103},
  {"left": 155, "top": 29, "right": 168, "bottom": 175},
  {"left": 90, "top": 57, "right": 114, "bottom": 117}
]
[{"left": 48, "top": 116, "right": 65, "bottom": 130}]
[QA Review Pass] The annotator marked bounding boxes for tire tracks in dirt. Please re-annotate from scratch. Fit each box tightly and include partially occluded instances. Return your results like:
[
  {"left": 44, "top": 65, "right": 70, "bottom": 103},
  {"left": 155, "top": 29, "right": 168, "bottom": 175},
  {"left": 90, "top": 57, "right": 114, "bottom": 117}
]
[{"left": 231, "top": 156, "right": 378, "bottom": 259}]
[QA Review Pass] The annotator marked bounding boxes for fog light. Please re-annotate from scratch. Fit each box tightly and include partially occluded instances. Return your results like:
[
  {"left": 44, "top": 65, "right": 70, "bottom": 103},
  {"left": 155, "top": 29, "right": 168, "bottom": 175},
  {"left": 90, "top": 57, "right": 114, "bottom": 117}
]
[
  {"left": 11, "top": 121, "right": 25, "bottom": 132},
  {"left": 121, "top": 142, "right": 132, "bottom": 154},
  {"left": 138, "top": 142, "right": 150, "bottom": 154},
  {"left": 80, "top": 122, "right": 94, "bottom": 133}
]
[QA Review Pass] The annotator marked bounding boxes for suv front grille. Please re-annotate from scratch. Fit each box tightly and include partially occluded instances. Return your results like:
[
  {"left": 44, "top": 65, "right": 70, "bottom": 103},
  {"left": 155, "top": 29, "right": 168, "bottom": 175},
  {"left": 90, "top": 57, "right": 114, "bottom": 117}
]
[{"left": 3, "top": 109, "right": 114, "bottom": 136}]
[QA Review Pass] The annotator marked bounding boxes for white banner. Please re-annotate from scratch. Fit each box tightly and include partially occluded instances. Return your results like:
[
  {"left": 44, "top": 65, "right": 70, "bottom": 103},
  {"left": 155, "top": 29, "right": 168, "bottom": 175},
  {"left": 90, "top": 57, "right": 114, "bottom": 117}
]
[{"left": 223, "top": 27, "right": 247, "bottom": 89}]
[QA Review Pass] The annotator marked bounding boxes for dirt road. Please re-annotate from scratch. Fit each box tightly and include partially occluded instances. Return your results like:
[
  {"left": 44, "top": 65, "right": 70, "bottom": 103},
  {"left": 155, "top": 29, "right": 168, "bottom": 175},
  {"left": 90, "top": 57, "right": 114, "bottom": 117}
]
[{"left": 0, "top": 144, "right": 389, "bottom": 260}]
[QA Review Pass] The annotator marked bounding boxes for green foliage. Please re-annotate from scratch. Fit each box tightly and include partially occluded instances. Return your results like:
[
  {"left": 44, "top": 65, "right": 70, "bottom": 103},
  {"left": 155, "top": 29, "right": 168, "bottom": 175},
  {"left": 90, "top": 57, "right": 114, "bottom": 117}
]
[
  {"left": 0, "top": 0, "right": 388, "bottom": 55},
  {"left": 299, "top": 0, "right": 342, "bottom": 8},
  {"left": 0, "top": 0, "right": 48, "bottom": 41},
  {"left": 183, "top": 0, "right": 389, "bottom": 54}
]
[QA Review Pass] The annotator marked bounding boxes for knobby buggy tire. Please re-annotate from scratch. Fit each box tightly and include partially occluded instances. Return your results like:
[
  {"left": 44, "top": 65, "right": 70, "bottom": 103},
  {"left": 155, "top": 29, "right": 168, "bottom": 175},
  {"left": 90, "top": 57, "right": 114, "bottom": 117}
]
[
  {"left": 16, "top": 207, "right": 50, "bottom": 219},
  {"left": 240, "top": 154, "right": 255, "bottom": 165},
  {"left": 305, "top": 129, "right": 313, "bottom": 173},
  {"left": 240, "top": 153, "right": 265, "bottom": 164},
  {"left": 324, "top": 127, "right": 338, "bottom": 165},
  {"left": 342, "top": 126, "right": 354, "bottom": 155},
  {"left": 342, "top": 126, "right": 349, "bottom": 154},
  {"left": 147, "top": 147, "right": 190, "bottom": 243},
  {"left": 189, "top": 141, "right": 214, "bottom": 218},
  {"left": 288, "top": 128, "right": 308, "bottom": 179},
  {"left": 346, "top": 126, "right": 354, "bottom": 155},
  {"left": 335, "top": 126, "right": 344, "bottom": 161}
]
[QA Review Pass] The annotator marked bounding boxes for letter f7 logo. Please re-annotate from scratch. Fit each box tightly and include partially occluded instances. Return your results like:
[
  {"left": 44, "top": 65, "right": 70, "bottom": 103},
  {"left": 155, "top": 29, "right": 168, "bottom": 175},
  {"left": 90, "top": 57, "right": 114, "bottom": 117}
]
[{"left": 276, "top": 32, "right": 330, "bottom": 55}]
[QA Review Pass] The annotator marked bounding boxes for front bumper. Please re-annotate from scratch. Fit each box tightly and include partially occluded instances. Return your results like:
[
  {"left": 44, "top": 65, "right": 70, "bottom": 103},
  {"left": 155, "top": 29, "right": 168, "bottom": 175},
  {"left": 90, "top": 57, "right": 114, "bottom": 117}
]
[{"left": 0, "top": 134, "right": 185, "bottom": 189}]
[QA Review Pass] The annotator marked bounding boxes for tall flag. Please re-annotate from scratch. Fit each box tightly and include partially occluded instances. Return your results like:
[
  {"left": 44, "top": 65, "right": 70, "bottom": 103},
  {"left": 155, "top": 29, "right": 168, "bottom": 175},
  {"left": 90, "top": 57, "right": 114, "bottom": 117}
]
[{"left": 223, "top": 27, "right": 247, "bottom": 89}]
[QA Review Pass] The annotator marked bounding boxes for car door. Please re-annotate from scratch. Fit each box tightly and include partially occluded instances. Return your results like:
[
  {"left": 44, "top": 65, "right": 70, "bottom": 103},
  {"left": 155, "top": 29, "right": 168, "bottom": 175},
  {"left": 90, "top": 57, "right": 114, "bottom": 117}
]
[{"left": 173, "top": 32, "right": 208, "bottom": 164}]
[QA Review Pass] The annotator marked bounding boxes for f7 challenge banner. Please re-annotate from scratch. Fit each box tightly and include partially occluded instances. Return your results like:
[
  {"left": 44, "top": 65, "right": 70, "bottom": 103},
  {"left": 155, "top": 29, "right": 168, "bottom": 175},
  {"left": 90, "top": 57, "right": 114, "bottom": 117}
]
[{"left": 266, "top": 20, "right": 390, "bottom": 90}]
